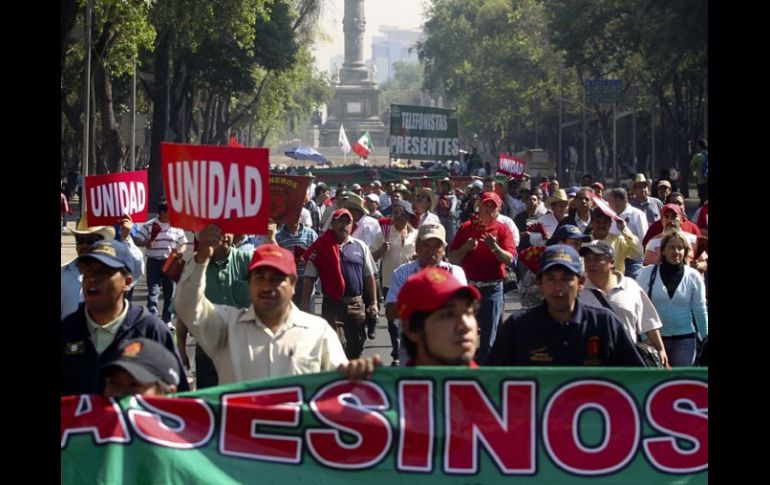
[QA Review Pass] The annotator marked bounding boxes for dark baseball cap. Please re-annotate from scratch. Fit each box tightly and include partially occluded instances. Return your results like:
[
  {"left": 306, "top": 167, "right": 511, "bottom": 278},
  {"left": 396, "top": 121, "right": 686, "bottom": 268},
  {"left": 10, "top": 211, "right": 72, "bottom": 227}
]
[
  {"left": 539, "top": 244, "right": 583, "bottom": 275},
  {"left": 547, "top": 224, "right": 591, "bottom": 245},
  {"left": 101, "top": 338, "right": 180, "bottom": 387},
  {"left": 78, "top": 239, "right": 135, "bottom": 277},
  {"left": 579, "top": 239, "right": 615, "bottom": 259}
]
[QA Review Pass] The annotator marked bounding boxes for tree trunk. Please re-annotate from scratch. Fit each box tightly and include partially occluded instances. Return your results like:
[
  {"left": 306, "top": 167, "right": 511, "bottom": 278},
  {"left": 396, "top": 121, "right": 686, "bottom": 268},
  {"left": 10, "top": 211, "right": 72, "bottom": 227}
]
[
  {"left": 94, "top": 53, "right": 124, "bottom": 173},
  {"left": 148, "top": 30, "right": 171, "bottom": 208}
]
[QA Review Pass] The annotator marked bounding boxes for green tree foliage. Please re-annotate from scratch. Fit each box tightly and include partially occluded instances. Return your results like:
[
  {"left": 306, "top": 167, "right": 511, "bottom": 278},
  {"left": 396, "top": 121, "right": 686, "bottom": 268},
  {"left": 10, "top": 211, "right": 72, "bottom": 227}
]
[
  {"left": 379, "top": 61, "right": 424, "bottom": 114},
  {"left": 61, "top": 0, "right": 332, "bottom": 209},
  {"left": 417, "top": 0, "right": 707, "bottom": 184},
  {"left": 544, "top": 0, "right": 707, "bottom": 186},
  {"left": 61, "top": 0, "right": 156, "bottom": 174},
  {"left": 418, "top": 0, "right": 563, "bottom": 156}
]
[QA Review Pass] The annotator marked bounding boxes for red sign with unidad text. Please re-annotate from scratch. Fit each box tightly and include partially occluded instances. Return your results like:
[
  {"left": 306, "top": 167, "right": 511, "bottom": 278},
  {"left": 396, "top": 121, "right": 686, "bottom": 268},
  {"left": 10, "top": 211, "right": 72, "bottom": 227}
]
[
  {"left": 497, "top": 153, "right": 527, "bottom": 179},
  {"left": 85, "top": 170, "right": 149, "bottom": 226},
  {"left": 161, "top": 143, "right": 270, "bottom": 233}
]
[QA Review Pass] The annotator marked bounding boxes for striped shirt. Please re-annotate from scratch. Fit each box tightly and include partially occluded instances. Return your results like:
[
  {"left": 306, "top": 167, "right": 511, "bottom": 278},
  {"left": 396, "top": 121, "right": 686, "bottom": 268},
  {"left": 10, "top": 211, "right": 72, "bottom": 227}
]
[
  {"left": 276, "top": 225, "right": 318, "bottom": 277},
  {"left": 579, "top": 271, "right": 662, "bottom": 343},
  {"left": 133, "top": 218, "right": 188, "bottom": 260}
]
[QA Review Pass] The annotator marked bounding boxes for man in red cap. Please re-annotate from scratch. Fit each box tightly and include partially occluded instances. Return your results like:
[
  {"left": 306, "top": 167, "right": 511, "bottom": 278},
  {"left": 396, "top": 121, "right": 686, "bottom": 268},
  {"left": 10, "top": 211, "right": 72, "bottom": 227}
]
[
  {"left": 173, "top": 224, "right": 352, "bottom": 383},
  {"left": 301, "top": 208, "right": 378, "bottom": 359},
  {"left": 449, "top": 191, "right": 516, "bottom": 362},
  {"left": 397, "top": 267, "right": 481, "bottom": 366}
]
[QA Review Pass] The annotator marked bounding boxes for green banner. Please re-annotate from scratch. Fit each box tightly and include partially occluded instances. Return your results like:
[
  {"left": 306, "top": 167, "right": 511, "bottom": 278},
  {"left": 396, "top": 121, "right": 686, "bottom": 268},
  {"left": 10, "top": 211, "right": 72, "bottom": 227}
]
[
  {"left": 390, "top": 104, "right": 460, "bottom": 161},
  {"left": 61, "top": 368, "right": 707, "bottom": 484},
  {"left": 304, "top": 166, "right": 448, "bottom": 187}
]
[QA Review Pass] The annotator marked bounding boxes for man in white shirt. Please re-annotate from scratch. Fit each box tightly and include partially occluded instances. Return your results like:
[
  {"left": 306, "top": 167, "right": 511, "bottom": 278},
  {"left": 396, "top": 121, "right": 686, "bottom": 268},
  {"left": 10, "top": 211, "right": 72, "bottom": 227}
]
[
  {"left": 385, "top": 223, "right": 467, "bottom": 366},
  {"left": 174, "top": 228, "right": 349, "bottom": 383},
  {"left": 578, "top": 240, "right": 669, "bottom": 367},
  {"left": 607, "top": 187, "right": 648, "bottom": 279}
]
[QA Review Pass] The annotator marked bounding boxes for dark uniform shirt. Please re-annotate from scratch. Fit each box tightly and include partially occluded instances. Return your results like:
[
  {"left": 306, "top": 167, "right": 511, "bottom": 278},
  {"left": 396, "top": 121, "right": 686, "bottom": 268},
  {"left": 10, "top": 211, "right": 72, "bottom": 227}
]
[
  {"left": 485, "top": 301, "right": 645, "bottom": 366},
  {"left": 340, "top": 239, "right": 366, "bottom": 297}
]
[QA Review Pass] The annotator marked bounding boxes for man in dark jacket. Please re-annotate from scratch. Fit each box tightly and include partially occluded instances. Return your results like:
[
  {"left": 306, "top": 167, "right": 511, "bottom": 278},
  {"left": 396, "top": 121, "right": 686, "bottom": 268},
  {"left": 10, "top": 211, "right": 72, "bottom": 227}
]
[
  {"left": 486, "top": 244, "right": 644, "bottom": 366},
  {"left": 61, "top": 239, "right": 188, "bottom": 396}
]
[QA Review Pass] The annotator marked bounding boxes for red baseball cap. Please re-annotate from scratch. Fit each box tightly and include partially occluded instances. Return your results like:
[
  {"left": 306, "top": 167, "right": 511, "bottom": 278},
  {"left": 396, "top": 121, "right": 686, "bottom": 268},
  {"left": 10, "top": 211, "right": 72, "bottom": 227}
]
[
  {"left": 591, "top": 181, "right": 605, "bottom": 191},
  {"left": 662, "top": 203, "right": 683, "bottom": 218},
  {"left": 332, "top": 208, "right": 353, "bottom": 221},
  {"left": 248, "top": 244, "right": 297, "bottom": 277},
  {"left": 479, "top": 191, "right": 502, "bottom": 208},
  {"left": 397, "top": 267, "right": 481, "bottom": 321}
]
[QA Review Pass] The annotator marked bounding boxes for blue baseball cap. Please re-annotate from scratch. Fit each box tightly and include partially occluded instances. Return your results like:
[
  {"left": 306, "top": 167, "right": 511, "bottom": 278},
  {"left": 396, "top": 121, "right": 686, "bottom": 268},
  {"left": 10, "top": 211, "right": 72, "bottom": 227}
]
[
  {"left": 539, "top": 244, "right": 583, "bottom": 275},
  {"left": 546, "top": 224, "right": 591, "bottom": 246},
  {"left": 78, "top": 239, "right": 135, "bottom": 277}
]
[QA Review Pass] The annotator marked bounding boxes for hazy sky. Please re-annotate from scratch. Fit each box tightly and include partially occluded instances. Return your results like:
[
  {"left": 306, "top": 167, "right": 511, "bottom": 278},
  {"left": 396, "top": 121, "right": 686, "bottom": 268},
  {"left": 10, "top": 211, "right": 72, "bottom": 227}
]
[{"left": 313, "top": 0, "right": 427, "bottom": 73}]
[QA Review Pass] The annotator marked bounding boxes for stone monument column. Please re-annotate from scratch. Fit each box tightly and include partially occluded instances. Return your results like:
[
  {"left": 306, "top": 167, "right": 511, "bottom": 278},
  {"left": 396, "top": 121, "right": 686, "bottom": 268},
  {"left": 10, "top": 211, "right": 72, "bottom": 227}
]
[
  {"left": 320, "top": 0, "right": 386, "bottom": 151},
  {"left": 341, "top": 0, "right": 370, "bottom": 83}
]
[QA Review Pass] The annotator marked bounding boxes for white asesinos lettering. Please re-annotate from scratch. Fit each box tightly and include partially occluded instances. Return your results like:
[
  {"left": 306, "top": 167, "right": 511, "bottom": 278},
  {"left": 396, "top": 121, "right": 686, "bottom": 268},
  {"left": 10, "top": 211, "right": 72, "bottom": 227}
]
[
  {"left": 166, "top": 160, "right": 262, "bottom": 219},
  {"left": 89, "top": 181, "right": 147, "bottom": 217}
]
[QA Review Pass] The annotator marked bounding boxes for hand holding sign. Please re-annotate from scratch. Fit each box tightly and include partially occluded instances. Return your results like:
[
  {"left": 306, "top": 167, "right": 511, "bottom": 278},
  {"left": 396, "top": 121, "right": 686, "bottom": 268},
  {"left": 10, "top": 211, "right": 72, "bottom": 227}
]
[
  {"left": 195, "top": 224, "right": 223, "bottom": 264},
  {"left": 588, "top": 193, "right": 620, "bottom": 221}
]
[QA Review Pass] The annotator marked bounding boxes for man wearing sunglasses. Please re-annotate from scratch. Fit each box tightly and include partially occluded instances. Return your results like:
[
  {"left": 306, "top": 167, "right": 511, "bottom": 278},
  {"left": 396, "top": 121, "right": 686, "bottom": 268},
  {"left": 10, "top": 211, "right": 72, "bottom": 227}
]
[{"left": 62, "top": 226, "right": 116, "bottom": 319}]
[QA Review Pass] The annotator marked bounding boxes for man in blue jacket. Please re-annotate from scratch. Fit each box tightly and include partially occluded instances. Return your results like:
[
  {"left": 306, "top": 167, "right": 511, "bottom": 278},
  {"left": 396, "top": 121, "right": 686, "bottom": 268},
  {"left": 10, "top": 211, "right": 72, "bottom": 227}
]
[
  {"left": 61, "top": 239, "right": 188, "bottom": 395},
  {"left": 486, "top": 244, "right": 644, "bottom": 366}
]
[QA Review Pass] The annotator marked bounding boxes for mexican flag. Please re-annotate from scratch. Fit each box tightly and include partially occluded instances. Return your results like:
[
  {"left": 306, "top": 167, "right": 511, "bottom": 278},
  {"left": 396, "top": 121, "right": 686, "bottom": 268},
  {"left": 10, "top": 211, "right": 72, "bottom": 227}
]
[{"left": 352, "top": 130, "right": 373, "bottom": 158}]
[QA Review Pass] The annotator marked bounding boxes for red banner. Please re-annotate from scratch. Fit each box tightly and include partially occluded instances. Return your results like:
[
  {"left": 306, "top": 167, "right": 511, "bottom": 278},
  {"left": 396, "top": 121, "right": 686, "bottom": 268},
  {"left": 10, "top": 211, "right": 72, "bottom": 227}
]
[
  {"left": 161, "top": 143, "right": 270, "bottom": 233},
  {"left": 497, "top": 153, "right": 527, "bottom": 179},
  {"left": 85, "top": 170, "right": 148, "bottom": 226},
  {"left": 269, "top": 175, "right": 312, "bottom": 226}
]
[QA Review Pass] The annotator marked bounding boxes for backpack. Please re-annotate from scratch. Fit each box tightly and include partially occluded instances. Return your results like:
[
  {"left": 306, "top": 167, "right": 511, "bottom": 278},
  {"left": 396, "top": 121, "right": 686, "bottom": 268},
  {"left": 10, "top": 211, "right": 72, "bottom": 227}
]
[
  {"left": 437, "top": 194, "right": 452, "bottom": 217},
  {"left": 701, "top": 151, "right": 708, "bottom": 177}
]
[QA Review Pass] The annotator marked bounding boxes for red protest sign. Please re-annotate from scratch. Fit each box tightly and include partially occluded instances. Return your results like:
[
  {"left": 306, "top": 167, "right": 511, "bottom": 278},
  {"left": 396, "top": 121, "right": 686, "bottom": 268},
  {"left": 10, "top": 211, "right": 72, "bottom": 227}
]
[
  {"left": 161, "top": 143, "right": 270, "bottom": 233},
  {"left": 269, "top": 175, "right": 312, "bottom": 226},
  {"left": 85, "top": 170, "right": 148, "bottom": 226},
  {"left": 497, "top": 153, "right": 527, "bottom": 179},
  {"left": 589, "top": 192, "right": 620, "bottom": 220}
]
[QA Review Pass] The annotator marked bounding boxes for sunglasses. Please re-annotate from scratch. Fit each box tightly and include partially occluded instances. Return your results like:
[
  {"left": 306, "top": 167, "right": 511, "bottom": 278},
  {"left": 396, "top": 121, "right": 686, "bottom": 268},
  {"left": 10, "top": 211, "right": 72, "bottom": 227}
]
[{"left": 75, "top": 236, "right": 102, "bottom": 245}]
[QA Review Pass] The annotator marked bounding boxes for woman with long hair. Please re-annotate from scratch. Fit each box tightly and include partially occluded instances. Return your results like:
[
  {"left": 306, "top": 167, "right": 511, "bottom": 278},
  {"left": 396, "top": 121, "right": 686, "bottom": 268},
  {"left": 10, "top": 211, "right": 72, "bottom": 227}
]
[{"left": 638, "top": 229, "right": 708, "bottom": 366}]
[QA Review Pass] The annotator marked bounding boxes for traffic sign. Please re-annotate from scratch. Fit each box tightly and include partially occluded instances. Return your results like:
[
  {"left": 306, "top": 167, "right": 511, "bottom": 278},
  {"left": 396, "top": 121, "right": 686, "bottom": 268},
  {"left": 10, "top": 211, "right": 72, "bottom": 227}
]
[{"left": 585, "top": 79, "right": 623, "bottom": 105}]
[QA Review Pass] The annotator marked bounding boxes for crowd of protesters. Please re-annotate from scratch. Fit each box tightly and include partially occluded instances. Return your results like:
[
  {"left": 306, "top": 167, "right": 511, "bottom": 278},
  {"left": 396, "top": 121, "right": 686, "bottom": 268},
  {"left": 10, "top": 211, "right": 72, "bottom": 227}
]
[{"left": 61, "top": 142, "right": 709, "bottom": 398}]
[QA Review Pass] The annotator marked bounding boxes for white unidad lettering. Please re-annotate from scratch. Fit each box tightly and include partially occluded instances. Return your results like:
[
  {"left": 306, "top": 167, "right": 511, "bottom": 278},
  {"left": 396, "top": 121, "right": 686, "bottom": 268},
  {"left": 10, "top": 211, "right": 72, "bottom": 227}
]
[
  {"left": 199, "top": 161, "right": 208, "bottom": 219},
  {"left": 101, "top": 184, "right": 114, "bottom": 217},
  {"left": 136, "top": 180, "right": 146, "bottom": 212},
  {"left": 89, "top": 186, "right": 102, "bottom": 217},
  {"left": 128, "top": 182, "right": 138, "bottom": 214},
  {"left": 183, "top": 161, "right": 200, "bottom": 217},
  {"left": 243, "top": 166, "right": 262, "bottom": 217},
  {"left": 168, "top": 162, "right": 184, "bottom": 212},
  {"left": 118, "top": 182, "right": 130, "bottom": 215},
  {"left": 208, "top": 161, "right": 225, "bottom": 219},
  {"left": 223, "top": 164, "right": 243, "bottom": 218}
]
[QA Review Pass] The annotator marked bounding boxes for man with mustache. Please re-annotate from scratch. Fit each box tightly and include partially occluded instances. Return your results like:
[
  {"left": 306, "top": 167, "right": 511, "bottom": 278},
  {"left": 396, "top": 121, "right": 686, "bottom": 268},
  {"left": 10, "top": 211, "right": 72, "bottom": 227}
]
[
  {"left": 301, "top": 209, "right": 378, "bottom": 359},
  {"left": 385, "top": 223, "right": 467, "bottom": 366},
  {"left": 174, "top": 224, "right": 367, "bottom": 382}
]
